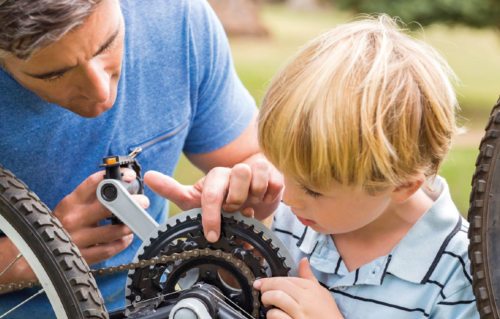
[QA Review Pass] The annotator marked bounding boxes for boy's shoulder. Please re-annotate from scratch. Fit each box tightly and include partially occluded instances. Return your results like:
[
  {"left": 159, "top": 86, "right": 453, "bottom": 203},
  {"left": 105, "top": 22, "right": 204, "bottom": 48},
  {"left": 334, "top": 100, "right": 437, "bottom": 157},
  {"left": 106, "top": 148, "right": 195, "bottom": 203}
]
[
  {"left": 385, "top": 176, "right": 471, "bottom": 284},
  {"left": 429, "top": 216, "right": 472, "bottom": 294}
]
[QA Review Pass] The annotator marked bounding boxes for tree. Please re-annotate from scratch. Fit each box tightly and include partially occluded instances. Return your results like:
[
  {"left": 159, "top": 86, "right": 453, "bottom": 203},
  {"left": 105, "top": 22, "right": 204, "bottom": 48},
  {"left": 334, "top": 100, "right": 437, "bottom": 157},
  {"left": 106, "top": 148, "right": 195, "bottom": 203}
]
[
  {"left": 208, "top": 0, "right": 269, "bottom": 37},
  {"left": 287, "top": 0, "right": 322, "bottom": 10},
  {"left": 335, "top": 0, "right": 500, "bottom": 29}
]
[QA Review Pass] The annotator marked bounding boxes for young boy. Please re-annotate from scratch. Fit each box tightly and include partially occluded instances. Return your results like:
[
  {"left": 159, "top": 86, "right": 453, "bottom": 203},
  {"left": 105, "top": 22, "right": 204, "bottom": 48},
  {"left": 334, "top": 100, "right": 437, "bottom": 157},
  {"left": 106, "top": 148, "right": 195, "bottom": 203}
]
[{"left": 252, "top": 16, "right": 479, "bottom": 319}]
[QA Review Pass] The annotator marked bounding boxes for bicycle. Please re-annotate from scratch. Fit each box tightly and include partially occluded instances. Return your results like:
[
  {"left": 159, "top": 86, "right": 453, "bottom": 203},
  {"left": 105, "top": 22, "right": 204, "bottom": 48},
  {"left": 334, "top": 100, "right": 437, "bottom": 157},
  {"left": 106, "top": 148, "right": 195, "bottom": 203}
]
[
  {"left": 0, "top": 165, "right": 107, "bottom": 318},
  {"left": 0, "top": 153, "right": 296, "bottom": 319},
  {"left": 468, "top": 96, "right": 500, "bottom": 319},
  {"left": 7, "top": 96, "right": 500, "bottom": 319}
]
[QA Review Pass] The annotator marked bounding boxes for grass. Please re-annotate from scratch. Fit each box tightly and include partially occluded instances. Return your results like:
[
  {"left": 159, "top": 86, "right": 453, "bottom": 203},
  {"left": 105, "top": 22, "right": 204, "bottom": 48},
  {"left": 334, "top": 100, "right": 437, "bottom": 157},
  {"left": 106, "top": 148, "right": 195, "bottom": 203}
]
[
  {"left": 230, "top": 5, "right": 353, "bottom": 104},
  {"left": 422, "top": 25, "right": 500, "bottom": 127},
  {"left": 440, "top": 147, "right": 479, "bottom": 215},
  {"left": 171, "top": 3, "right": 498, "bottom": 216},
  {"left": 233, "top": 4, "right": 500, "bottom": 119}
]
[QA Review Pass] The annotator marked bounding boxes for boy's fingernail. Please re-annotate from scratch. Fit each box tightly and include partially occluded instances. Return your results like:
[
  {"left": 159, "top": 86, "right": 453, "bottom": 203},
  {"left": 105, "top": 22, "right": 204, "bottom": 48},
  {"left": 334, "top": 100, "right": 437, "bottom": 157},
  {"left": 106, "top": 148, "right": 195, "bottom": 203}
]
[
  {"left": 253, "top": 279, "right": 261, "bottom": 289},
  {"left": 206, "top": 231, "right": 219, "bottom": 243}
]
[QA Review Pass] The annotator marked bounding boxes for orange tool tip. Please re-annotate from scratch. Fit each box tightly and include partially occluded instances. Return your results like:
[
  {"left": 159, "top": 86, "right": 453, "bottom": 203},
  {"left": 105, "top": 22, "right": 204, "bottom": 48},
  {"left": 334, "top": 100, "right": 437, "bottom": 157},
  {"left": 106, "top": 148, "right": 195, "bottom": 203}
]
[{"left": 105, "top": 157, "right": 118, "bottom": 165}]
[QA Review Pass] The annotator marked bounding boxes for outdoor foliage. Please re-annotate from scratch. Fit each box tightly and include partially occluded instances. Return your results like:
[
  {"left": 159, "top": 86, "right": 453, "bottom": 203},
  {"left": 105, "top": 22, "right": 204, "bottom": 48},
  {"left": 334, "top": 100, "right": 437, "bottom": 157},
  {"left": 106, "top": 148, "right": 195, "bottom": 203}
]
[
  {"left": 335, "top": 0, "right": 500, "bottom": 29},
  {"left": 172, "top": 3, "right": 500, "bottom": 216}
]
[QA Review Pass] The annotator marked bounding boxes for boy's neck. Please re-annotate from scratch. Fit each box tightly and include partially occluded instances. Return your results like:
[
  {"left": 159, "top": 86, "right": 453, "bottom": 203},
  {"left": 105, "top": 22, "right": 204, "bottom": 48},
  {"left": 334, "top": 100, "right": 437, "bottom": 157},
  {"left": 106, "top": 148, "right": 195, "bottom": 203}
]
[{"left": 332, "top": 188, "right": 434, "bottom": 272}]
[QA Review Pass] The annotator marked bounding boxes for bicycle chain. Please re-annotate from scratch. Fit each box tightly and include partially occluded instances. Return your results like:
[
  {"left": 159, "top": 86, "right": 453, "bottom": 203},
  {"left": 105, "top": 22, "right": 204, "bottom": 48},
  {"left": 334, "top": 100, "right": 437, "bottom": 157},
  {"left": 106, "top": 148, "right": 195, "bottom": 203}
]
[
  {"left": 0, "top": 255, "right": 162, "bottom": 294},
  {"left": 0, "top": 248, "right": 259, "bottom": 308},
  {"left": 127, "top": 247, "right": 260, "bottom": 318}
]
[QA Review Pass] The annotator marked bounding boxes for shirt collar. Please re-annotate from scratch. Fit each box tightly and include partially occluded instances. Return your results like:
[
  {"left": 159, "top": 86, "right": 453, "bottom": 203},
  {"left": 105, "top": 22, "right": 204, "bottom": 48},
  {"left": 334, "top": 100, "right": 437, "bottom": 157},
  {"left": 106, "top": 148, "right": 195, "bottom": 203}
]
[
  {"left": 296, "top": 226, "right": 321, "bottom": 253},
  {"left": 386, "top": 176, "right": 462, "bottom": 283}
]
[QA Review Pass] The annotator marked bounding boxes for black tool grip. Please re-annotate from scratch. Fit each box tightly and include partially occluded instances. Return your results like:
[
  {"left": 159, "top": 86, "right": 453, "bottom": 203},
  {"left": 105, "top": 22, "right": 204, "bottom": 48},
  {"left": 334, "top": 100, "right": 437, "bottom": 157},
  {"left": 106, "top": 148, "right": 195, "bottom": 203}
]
[{"left": 101, "top": 154, "right": 144, "bottom": 225}]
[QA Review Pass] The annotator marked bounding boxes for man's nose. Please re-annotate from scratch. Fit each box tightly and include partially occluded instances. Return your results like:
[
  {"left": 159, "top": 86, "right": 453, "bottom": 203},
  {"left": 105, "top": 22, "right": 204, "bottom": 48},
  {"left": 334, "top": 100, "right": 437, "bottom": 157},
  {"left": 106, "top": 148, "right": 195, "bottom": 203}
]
[{"left": 81, "top": 60, "right": 110, "bottom": 103}]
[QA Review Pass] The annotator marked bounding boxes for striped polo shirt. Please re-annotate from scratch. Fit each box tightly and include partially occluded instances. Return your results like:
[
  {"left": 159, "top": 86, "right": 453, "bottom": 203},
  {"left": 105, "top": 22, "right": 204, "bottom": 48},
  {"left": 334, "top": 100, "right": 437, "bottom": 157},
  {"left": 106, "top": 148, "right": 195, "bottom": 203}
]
[{"left": 272, "top": 176, "right": 479, "bottom": 318}]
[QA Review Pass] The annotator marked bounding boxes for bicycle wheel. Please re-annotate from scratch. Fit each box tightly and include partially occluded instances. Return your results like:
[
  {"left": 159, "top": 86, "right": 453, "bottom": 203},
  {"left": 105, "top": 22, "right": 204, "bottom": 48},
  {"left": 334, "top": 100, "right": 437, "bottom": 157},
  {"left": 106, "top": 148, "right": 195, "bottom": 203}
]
[
  {"left": 469, "top": 97, "right": 500, "bottom": 318},
  {"left": 0, "top": 165, "right": 108, "bottom": 319}
]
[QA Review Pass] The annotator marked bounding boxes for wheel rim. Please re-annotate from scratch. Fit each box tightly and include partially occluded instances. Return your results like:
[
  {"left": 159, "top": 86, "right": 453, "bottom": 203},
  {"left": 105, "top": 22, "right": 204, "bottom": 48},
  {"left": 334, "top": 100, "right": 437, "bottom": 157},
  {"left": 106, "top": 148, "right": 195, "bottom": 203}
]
[{"left": 0, "top": 213, "right": 68, "bottom": 319}]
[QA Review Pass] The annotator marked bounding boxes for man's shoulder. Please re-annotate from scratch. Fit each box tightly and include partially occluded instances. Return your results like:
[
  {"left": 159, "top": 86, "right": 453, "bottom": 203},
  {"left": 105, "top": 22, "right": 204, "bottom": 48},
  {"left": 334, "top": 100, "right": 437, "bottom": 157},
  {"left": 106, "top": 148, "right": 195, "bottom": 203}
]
[
  {"left": 120, "top": 0, "right": 220, "bottom": 53},
  {"left": 121, "top": 0, "right": 189, "bottom": 35},
  {"left": 121, "top": 0, "right": 188, "bottom": 13},
  {"left": 121, "top": 0, "right": 210, "bottom": 24}
]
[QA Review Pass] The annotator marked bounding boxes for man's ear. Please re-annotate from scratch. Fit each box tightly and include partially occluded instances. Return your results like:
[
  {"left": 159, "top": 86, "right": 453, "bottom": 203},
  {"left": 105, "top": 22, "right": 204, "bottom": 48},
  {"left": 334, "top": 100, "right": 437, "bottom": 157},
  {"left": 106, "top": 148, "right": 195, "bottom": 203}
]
[{"left": 391, "top": 176, "right": 425, "bottom": 203}]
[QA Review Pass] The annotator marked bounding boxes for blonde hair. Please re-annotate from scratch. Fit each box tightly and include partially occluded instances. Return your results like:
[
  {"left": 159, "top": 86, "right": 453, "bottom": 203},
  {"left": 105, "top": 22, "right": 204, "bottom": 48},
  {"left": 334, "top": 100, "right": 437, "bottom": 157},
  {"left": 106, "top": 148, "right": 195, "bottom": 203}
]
[{"left": 258, "top": 15, "right": 458, "bottom": 192}]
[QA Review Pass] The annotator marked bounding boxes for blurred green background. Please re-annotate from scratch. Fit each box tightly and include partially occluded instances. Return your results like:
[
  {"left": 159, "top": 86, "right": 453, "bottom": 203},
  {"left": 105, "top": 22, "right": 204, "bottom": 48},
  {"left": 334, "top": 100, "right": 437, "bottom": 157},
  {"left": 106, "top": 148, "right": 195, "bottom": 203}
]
[{"left": 172, "top": 2, "right": 500, "bottom": 216}]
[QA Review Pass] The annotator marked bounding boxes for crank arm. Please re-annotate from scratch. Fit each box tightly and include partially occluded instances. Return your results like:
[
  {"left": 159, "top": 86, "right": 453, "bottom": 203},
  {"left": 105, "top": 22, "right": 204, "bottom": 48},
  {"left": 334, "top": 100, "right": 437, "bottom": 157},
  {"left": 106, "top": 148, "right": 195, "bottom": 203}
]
[{"left": 97, "top": 179, "right": 159, "bottom": 242}]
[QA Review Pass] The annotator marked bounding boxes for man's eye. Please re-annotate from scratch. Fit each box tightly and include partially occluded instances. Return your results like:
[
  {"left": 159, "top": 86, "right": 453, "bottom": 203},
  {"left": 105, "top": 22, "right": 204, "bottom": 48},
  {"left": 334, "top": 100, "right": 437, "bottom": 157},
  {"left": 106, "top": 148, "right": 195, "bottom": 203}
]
[
  {"left": 98, "top": 35, "right": 118, "bottom": 56},
  {"left": 301, "top": 186, "right": 322, "bottom": 198},
  {"left": 42, "top": 73, "right": 65, "bottom": 82},
  {"left": 101, "top": 41, "right": 115, "bottom": 54}
]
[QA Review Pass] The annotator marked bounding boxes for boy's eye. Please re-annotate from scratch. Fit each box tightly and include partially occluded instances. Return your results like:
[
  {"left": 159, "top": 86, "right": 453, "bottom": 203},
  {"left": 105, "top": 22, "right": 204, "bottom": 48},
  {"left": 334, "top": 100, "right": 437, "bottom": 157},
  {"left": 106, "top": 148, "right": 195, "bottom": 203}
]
[{"left": 301, "top": 185, "right": 322, "bottom": 198}]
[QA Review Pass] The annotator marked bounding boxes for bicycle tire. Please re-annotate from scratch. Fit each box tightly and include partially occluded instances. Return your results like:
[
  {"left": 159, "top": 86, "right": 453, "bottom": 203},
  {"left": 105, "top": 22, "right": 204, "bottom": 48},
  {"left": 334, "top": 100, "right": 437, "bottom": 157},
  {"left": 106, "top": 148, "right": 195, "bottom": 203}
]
[
  {"left": 0, "top": 165, "right": 108, "bottom": 319},
  {"left": 469, "top": 97, "right": 500, "bottom": 318}
]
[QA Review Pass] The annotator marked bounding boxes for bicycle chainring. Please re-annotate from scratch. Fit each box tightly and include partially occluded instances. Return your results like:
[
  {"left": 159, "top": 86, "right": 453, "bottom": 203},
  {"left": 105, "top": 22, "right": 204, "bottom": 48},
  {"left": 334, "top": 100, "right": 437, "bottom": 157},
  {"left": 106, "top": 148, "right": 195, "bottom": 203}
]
[{"left": 125, "top": 209, "right": 295, "bottom": 318}]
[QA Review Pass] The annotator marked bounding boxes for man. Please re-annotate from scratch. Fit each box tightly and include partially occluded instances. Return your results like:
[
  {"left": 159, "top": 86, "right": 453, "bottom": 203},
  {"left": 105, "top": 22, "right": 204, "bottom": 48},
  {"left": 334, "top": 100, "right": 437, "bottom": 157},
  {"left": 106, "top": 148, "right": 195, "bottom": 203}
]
[{"left": 0, "top": 0, "right": 282, "bottom": 316}]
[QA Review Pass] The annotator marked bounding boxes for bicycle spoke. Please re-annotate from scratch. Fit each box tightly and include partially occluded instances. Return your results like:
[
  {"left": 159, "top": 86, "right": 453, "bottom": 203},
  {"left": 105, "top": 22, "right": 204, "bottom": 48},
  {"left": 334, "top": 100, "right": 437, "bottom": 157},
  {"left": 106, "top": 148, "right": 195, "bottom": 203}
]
[
  {"left": 0, "top": 253, "right": 22, "bottom": 278},
  {"left": 0, "top": 288, "right": 44, "bottom": 319},
  {"left": 0, "top": 254, "right": 44, "bottom": 319}
]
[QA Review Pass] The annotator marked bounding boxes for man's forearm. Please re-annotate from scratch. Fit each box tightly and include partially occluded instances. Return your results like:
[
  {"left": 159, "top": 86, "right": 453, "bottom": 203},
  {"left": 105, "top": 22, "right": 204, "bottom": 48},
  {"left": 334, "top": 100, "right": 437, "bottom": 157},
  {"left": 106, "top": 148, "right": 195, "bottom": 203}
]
[{"left": 0, "top": 237, "right": 34, "bottom": 287}]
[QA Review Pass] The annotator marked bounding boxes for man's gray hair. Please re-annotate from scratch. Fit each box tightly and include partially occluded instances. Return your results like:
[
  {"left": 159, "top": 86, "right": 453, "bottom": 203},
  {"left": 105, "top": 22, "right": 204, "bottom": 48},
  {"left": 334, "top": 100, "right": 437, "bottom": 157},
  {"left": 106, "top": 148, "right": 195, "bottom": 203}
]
[{"left": 0, "top": 0, "right": 102, "bottom": 59}]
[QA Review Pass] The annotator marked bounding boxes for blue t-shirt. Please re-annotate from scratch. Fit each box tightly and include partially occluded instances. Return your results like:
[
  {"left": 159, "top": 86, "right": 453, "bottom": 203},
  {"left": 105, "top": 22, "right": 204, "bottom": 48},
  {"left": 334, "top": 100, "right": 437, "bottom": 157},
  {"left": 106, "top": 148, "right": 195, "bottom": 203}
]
[{"left": 0, "top": 0, "right": 256, "bottom": 316}]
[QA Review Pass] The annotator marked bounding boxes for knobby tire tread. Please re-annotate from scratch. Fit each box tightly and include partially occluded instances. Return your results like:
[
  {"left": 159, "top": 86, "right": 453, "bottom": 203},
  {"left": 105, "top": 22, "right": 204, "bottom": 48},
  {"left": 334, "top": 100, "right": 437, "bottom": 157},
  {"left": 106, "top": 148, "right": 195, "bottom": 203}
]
[
  {"left": 469, "top": 97, "right": 500, "bottom": 318},
  {"left": 0, "top": 166, "right": 108, "bottom": 319}
]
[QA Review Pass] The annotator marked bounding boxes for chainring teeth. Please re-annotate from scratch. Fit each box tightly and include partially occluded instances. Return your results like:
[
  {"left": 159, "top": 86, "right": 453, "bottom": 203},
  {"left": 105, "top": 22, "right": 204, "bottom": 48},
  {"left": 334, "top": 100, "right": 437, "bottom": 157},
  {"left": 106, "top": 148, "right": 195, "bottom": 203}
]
[
  {"left": 127, "top": 245, "right": 262, "bottom": 317},
  {"left": 126, "top": 209, "right": 294, "bottom": 317}
]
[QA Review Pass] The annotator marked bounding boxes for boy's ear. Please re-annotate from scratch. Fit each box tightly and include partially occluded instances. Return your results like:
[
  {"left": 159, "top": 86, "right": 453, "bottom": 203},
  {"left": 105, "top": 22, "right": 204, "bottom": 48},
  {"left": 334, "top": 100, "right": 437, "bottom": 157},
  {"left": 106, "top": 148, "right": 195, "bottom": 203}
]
[{"left": 391, "top": 176, "right": 425, "bottom": 203}]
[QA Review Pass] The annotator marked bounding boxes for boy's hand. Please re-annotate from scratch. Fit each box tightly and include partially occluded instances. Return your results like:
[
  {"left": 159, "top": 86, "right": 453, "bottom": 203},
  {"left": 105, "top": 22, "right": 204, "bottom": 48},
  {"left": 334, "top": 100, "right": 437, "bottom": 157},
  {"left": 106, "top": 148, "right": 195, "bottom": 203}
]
[
  {"left": 144, "top": 157, "right": 283, "bottom": 242},
  {"left": 254, "top": 258, "right": 344, "bottom": 319}
]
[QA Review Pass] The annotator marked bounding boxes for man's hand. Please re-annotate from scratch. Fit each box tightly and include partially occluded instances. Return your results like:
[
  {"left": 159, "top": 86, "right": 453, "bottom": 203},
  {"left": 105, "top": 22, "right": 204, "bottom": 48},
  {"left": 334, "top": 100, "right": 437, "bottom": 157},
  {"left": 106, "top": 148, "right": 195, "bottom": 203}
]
[
  {"left": 54, "top": 169, "right": 148, "bottom": 265},
  {"left": 253, "top": 258, "right": 344, "bottom": 319},
  {"left": 0, "top": 169, "right": 148, "bottom": 283},
  {"left": 144, "top": 155, "right": 283, "bottom": 242}
]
